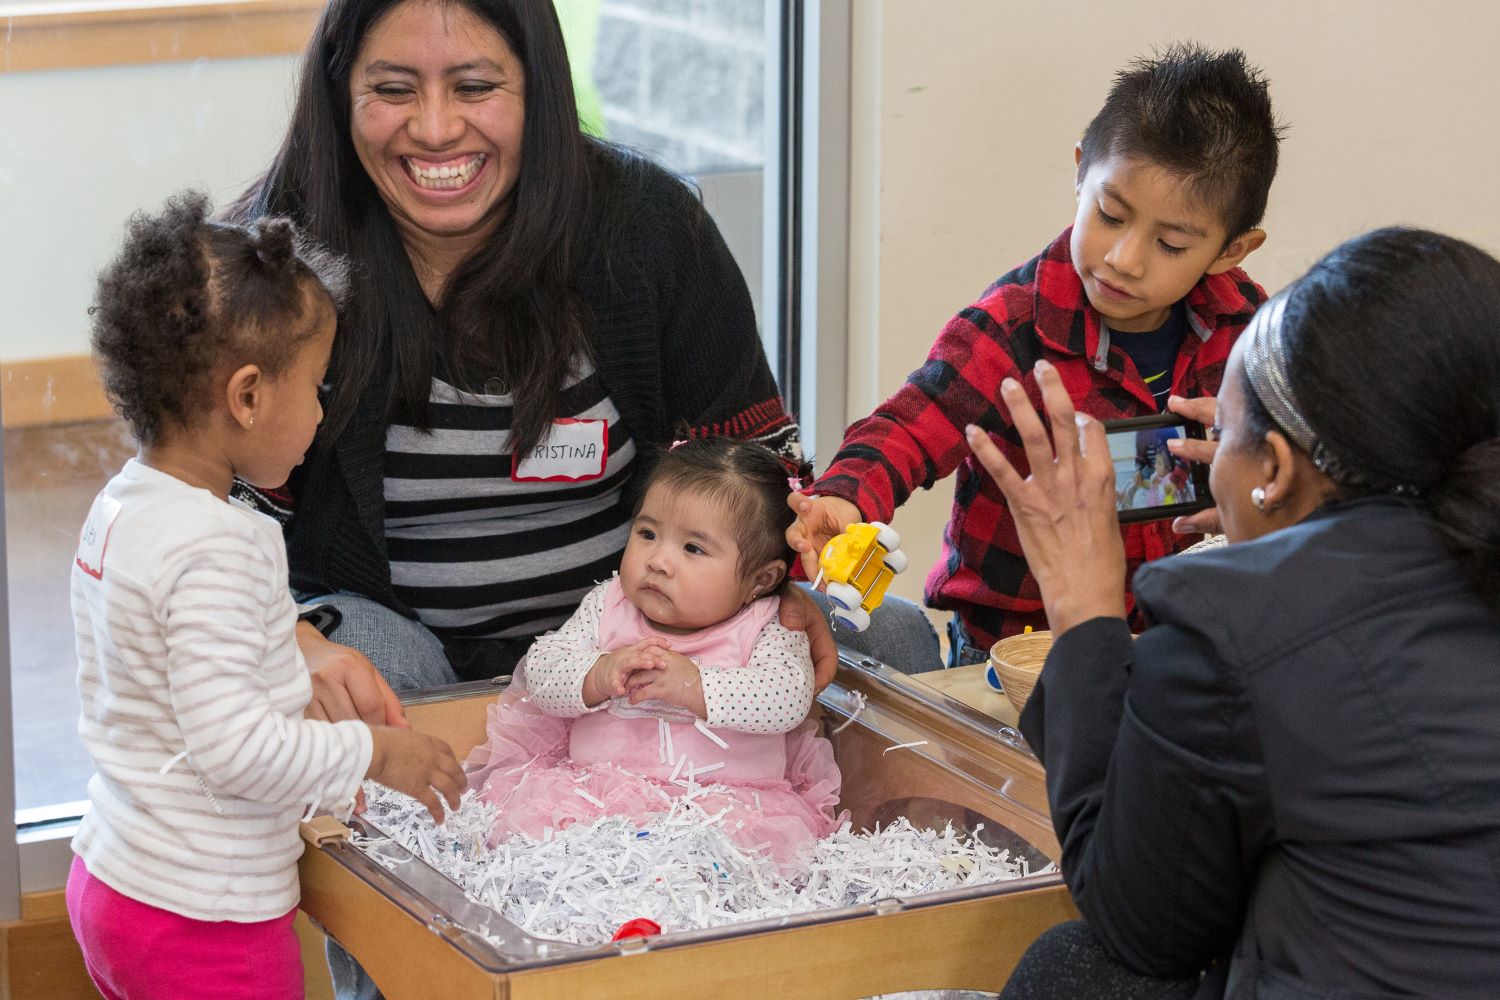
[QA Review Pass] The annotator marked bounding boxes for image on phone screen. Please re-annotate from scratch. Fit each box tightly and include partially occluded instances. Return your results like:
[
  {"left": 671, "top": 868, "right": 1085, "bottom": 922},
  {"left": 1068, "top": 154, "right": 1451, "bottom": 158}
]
[{"left": 1101, "top": 414, "right": 1213, "bottom": 523}]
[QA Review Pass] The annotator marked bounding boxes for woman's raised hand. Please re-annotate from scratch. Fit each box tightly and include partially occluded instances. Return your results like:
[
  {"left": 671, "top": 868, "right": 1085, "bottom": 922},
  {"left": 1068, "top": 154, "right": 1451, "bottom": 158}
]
[
  {"left": 1165, "top": 393, "right": 1223, "bottom": 536},
  {"left": 964, "top": 360, "right": 1127, "bottom": 635}
]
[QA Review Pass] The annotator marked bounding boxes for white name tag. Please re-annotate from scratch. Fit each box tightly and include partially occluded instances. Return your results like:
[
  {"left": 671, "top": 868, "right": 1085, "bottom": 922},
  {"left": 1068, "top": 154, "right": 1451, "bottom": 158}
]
[
  {"left": 76, "top": 493, "right": 123, "bottom": 580},
  {"left": 512, "top": 419, "right": 609, "bottom": 482}
]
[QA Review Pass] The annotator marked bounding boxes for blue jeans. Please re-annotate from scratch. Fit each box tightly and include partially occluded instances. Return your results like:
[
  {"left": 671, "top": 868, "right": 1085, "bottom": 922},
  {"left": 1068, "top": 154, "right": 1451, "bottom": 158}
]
[
  {"left": 946, "top": 615, "right": 992, "bottom": 669},
  {"left": 301, "top": 591, "right": 459, "bottom": 693},
  {"left": 801, "top": 585, "right": 944, "bottom": 674}
]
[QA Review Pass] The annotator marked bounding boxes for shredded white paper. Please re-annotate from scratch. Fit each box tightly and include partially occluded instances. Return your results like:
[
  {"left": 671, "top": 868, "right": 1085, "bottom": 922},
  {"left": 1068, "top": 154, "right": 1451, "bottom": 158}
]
[
  {"left": 354, "top": 783, "right": 1050, "bottom": 947},
  {"left": 694, "top": 719, "right": 730, "bottom": 749},
  {"left": 829, "top": 691, "right": 869, "bottom": 735}
]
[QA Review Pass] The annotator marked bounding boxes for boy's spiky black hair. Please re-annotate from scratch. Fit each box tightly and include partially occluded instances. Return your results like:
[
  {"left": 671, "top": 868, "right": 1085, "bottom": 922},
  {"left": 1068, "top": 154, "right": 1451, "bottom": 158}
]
[
  {"left": 1079, "top": 43, "right": 1285, "bottom": 242},
  {"left": 90, "top": 190, "right": 348, "bottom": 444}
]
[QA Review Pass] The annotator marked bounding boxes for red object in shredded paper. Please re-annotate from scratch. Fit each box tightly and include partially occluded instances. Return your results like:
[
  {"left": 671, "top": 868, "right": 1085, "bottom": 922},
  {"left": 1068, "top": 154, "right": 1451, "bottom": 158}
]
[{"left": 611, "top": 918, "right": 662, "bottom": 941}]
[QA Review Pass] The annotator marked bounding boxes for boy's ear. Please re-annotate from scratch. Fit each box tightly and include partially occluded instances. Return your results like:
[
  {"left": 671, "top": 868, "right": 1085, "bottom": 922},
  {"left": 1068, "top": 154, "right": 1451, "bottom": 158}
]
[
  {"left": 1073, "top": 143, "right": 1085, "bottom": 194},
  {"left": 224, "top": 364, "right": 264, "bottom": 431},
  {"left": 1205, "top": 228, "right": 1267, "bottom": 276}
]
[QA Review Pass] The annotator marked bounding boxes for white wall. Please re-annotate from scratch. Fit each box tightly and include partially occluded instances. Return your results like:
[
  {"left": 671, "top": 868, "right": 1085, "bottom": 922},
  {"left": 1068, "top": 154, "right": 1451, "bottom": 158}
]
[
  {"left": 846, "top": 0, "right": 1500, "bottom": 611},
  {"left": 0, "top": 56, "right": 303, "bottom": 362}
]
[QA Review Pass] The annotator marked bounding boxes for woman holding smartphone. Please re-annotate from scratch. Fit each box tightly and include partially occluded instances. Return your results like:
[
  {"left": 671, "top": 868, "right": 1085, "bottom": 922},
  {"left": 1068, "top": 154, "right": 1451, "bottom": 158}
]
[{"left": 977, "top": 228, "right": 1500, "bottom": 1000}]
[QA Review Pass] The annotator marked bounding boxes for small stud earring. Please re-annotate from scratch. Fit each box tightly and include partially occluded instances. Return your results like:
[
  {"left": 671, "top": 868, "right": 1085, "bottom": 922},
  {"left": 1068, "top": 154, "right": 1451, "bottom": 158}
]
[
  {"left": 249, "top": 416, "right": 255, "bottom": 428},
  {"left": 1250, "top": 486, "right": 1266, "bottom": 511}
]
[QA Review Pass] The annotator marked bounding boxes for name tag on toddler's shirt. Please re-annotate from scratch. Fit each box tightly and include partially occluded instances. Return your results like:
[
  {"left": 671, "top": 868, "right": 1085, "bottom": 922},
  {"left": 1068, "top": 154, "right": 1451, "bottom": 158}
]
[
  {"left": 512, "top": 418, "right": 609, "bottom": 482},
  {"left": 76, "top": 493, "right": 123, "bottom": 580}
]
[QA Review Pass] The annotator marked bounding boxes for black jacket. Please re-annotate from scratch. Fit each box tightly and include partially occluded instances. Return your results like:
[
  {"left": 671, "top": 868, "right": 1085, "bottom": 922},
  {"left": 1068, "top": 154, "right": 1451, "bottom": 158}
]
[
  {"left": 1021, "top": 497, "right": 1500, "bottom": 999},
  {"left": 265, "top": 164, "right": 796, "bottom": 622}
]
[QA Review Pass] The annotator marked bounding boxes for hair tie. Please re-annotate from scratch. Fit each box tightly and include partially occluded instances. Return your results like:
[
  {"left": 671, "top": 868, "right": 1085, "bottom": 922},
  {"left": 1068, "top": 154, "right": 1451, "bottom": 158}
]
[
  {"left": 669, "top": 438, "right": 690, "bottom": 451},
  {"left": 252, "top": 218, "right": 296, "bottom": 272}
]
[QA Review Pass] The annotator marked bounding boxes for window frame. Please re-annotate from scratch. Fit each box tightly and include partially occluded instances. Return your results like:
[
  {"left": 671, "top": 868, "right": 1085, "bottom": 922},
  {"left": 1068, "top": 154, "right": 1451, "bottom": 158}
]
[
  {"left": 767, "top": 0, "right": 850, "bottom": 463},
  {"left": 0, "top": 456, "right": 16, "bottom": 919},
  {"left": 0, "top": 0, "right": 320, "bottom": 73}
]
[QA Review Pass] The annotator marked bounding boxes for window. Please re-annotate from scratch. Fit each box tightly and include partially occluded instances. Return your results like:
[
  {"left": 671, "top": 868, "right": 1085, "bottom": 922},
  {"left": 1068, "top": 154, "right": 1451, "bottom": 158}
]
[
  {"left": 1, "top": 0, "right": 845, "bottom": 903},
  {"left": 559, "top": 0, "right": 773, "bottom": 359}
]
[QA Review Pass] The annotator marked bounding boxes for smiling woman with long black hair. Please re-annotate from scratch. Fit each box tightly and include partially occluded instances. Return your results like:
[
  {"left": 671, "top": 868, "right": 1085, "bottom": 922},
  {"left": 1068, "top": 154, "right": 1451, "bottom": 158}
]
[
  {"left": 231, "top": 1, "right": 850, "bottom": 996},
  {"left": 233, "top": 0, "right": 842, "bottom": 702}
]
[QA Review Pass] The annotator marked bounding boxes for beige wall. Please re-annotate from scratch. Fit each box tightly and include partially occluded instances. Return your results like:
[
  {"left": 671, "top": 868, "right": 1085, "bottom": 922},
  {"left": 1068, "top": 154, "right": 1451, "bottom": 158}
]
[{"left": 845, "top": 0, "right": 1500, "bottom": 612}]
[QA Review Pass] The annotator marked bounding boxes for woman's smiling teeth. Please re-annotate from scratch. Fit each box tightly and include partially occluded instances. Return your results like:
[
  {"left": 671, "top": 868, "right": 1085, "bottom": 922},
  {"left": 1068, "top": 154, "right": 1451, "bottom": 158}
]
[{"left": 403, "top": 153, "right": 486, "bottom": 189}]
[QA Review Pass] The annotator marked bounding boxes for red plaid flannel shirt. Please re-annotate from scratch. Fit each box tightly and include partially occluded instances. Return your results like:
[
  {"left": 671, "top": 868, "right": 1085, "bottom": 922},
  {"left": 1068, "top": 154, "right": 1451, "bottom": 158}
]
[{"left": 813, "top": 227, "right": 1266, "bottom": 650}]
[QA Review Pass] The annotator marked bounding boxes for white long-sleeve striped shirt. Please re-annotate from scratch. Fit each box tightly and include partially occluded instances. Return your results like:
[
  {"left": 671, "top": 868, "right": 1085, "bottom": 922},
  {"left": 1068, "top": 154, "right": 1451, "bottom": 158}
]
[{"left": 70, "top": 460, "right": 371, "bottom": 922}]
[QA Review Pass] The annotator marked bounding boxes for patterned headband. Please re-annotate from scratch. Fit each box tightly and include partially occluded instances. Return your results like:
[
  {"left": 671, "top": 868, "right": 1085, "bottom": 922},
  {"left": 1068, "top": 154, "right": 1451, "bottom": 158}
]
[{"left": 1240, "top": 287, "right": 1367, "bottom": 489}]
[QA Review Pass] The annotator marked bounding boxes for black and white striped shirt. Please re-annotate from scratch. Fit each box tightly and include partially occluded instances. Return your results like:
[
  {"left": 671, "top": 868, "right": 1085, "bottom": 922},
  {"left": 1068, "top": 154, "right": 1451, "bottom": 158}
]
[{"left": 384, "top": 363, "right": 636, "bottom": 640}]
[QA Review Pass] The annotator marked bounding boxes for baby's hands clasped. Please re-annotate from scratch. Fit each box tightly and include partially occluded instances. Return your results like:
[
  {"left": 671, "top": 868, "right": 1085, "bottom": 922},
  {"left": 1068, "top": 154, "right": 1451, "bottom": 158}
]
[
  {"left": 583, "top": 638, "right": 708, "bottom": 719},
  {"left": 584, "top": 637, "right": 670, "bottom": 705},
  {"left": 624, "top": 648, "right": 707, "bottom": 718}
]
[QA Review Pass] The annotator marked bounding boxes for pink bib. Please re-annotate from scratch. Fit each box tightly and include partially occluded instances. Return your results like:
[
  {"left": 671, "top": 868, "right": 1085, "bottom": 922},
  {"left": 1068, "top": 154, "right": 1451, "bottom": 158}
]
[{"left": 568, "top": 579, "right": 788, "bottom": 782}]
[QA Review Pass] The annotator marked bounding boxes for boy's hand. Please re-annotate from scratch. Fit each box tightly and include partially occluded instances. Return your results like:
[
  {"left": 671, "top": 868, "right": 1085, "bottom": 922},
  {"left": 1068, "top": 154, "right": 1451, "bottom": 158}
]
[
  {"left": 785, "top": 493, "right": 861, "bottom": 579},
  {"left": 1165, "top": 394, "right": 1224, "bottom": 536},
  {"left": 366, "top": 727, "right": 465, "bottom": 824},
  {"left": 625, "top": 649, "right": 707, "bottom": 718},
  {"left": 583, "top": 637, "right": 670, "bottom": 706}
]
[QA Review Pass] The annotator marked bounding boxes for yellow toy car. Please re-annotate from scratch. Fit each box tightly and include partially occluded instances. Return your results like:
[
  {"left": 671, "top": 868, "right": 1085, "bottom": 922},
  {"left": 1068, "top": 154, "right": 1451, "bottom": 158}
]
[{"left": 818, "top": 522, "right": 908, "bottom": 631}]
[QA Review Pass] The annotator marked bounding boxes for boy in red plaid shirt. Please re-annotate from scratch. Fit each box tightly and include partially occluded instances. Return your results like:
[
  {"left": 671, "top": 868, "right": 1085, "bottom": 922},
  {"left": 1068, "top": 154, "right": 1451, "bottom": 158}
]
[{"left": 791, "top": 44, "right": 1283, "bottom": 665}]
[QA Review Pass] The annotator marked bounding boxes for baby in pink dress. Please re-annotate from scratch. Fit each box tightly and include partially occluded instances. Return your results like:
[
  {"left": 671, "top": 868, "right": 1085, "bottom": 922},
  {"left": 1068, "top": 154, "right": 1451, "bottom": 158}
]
[{"left": 465, "top": 439, "right": 842, "bottom": 866}]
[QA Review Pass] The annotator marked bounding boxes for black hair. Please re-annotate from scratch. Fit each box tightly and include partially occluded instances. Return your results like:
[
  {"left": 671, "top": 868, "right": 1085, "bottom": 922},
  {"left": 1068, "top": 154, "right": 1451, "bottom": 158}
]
[
  {"left": 1078, "top": 43, "right": 1284, "bottom": 242},
  {"left": 638, "top": 438, "right": 800, "bottom": 593},
  {"left": 1239, "top": 227, "right": 1500, "bottom": 616},
  {"left": 235, "top": 0, "right": 665, "bottom": 457},
  {"left": 90, "top": 190, "right": 348, "bottom": 445}
]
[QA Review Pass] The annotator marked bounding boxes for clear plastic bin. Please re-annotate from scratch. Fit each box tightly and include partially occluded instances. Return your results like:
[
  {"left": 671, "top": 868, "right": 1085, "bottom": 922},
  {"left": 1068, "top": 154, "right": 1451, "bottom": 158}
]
[{"left": 297, "top": 653, "right": 1077, "bottom": 999}]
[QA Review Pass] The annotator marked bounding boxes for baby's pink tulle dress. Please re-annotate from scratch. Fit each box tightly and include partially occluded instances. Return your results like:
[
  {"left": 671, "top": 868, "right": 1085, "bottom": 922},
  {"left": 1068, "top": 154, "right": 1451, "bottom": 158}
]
[{"left": 464, "top": 581, "right": 843, "bottom": 867}]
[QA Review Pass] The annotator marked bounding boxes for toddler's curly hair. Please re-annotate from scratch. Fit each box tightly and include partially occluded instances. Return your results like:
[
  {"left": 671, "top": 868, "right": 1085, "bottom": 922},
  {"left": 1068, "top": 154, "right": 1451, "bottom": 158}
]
[{"left": 90, "top": 190, "right": 348, "bottom": 444}]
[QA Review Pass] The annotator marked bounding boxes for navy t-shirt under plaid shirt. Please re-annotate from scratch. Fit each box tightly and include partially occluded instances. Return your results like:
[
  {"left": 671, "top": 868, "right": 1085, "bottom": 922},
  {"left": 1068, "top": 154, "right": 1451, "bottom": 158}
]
[
  {"left": 810, "top": 227, "right": 1265, "bottom": 649},
  {"left": 1112, "top": 302, "right": 1188, "bottom": 412}
]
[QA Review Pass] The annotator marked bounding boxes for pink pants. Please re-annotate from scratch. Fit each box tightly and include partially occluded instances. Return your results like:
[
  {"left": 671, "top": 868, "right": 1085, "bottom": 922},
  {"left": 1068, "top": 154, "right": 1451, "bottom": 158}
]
[{"left": 66, "top": 856, "right": 304, "bottom": 1000}]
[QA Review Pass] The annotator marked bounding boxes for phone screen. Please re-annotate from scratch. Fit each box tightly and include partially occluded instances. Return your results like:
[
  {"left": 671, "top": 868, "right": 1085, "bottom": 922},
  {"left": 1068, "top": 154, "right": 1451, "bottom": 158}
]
[{"left": 1101, "top": 415, "right": 1212, "bottom": 523}]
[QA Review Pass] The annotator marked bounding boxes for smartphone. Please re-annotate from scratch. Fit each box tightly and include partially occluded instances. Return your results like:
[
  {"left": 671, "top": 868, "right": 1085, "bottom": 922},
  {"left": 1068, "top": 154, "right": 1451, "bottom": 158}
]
[{"left": 1100, "top": 413, "right": 1214, "bottom": 524}]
